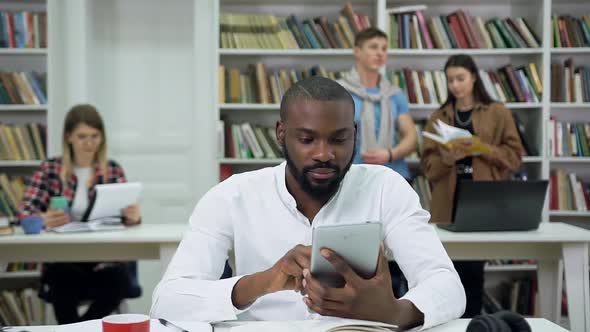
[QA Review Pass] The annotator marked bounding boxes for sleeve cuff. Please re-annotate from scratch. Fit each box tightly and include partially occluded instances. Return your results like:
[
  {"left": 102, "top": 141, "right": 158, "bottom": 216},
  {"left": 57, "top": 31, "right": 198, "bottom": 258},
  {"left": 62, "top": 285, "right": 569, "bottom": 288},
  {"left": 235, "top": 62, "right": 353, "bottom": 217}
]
[{"left": 401, "top": 288, "right": 435, "bottom": 330}]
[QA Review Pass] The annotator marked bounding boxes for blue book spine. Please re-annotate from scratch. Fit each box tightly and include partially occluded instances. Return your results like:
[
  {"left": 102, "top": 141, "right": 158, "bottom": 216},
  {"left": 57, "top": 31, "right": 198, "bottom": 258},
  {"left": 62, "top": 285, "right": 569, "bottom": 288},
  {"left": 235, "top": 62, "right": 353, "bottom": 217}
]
[
  {"left": 403, "top": 14, "right": 410, "bottom": 49},
  {"left": 25, "top": 72, "right": 46, "bottom": 104},
  {"left": 290, "top": 15, "right": 311, "bottom": 49},
  {"left": 302, "top": 22, "right": 320, "bottom": 49},
  {"left": 580, "top": 19, "right": 590, "bottom": 46},
  {"left": 14, "top": 12, "right": 25, "bottom": 48}
]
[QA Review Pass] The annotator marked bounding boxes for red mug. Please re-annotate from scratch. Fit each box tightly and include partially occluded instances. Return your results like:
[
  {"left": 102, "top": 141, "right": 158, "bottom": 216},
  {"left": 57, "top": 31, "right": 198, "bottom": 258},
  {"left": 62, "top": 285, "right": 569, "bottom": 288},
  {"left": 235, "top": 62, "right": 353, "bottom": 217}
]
[{"left": 102, "top": 314, "right": 150, "bottom": 332}]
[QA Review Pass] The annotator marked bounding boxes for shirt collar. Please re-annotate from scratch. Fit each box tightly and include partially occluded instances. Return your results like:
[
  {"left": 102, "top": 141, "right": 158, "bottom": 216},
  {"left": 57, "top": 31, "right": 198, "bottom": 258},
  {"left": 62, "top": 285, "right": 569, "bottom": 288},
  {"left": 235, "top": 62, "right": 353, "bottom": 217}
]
[
  {"left": 274, "top": 162, "right": 297, "bottom": 210},
  {"left": 273, "top": 161, "right": 349, "bottom": 215}
]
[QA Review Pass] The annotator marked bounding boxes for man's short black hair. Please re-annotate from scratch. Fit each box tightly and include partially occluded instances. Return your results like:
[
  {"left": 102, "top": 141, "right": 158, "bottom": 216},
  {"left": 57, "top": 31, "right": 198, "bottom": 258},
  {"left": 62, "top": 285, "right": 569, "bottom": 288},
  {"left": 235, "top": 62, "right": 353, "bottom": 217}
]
[
  {"left": 354, "top": 27, "right": 388, "bottom": 47},
  {"left": 279, "top": 76, "right": 355, "bottom": 121}
]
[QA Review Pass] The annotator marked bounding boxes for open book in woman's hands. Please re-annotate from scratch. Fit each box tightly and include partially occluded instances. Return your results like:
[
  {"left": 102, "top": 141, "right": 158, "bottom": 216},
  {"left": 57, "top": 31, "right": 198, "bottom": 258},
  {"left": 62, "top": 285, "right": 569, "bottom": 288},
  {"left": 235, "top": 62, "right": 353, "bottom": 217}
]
[{"left": 422, "top": 119, "right": 490, "bottom": 155}]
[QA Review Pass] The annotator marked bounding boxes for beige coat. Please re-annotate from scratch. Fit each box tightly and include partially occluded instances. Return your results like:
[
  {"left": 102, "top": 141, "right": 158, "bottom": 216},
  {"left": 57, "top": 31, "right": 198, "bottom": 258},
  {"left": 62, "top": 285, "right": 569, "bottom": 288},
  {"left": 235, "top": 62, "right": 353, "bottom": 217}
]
[{"left": 421, "top": 102, "right": 525, "bottom": 224}]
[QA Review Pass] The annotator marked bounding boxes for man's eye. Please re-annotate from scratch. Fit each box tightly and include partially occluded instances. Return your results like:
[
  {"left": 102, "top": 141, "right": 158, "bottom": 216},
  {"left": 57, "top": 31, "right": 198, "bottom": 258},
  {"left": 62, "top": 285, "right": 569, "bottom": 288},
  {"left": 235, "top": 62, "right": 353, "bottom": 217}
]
[
  {"left": 332, "top": 138, "right": 347, "bottom": 144},
  {"left": 299, "top": 137, "right": 313, "bottom": 144}
]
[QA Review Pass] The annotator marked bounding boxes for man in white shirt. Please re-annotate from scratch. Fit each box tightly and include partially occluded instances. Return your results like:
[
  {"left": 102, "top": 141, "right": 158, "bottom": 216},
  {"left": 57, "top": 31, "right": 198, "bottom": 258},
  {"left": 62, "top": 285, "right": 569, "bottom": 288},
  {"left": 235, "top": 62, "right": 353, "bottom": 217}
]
[{"left": 151, "top": 77, "right": 465, "bottom": 329}]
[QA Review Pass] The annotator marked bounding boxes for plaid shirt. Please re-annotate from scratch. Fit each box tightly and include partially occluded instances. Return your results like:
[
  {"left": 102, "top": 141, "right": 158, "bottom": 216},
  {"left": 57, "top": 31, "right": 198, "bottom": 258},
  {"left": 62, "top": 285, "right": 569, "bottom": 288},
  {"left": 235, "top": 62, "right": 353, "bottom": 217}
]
[{"left": 17, "top": 157, "right": 127, "bottom": 219}]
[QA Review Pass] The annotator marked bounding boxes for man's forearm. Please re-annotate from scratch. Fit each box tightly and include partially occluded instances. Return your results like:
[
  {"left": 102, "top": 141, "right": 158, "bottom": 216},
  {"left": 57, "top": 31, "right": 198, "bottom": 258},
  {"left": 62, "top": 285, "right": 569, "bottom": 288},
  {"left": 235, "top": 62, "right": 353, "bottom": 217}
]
[{"left": 231, "top": 270, "right": 272, "bottom": 309}]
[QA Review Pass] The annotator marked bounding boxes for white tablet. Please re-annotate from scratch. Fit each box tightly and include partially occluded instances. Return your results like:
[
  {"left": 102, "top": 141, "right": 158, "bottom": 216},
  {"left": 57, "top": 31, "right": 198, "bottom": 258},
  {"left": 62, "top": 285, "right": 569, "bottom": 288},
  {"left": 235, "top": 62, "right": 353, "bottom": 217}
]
[
  {"left": 87, "top": 182, "right": 142, "bottom": 221},
  {"left": 310, "top": 222, "right": 382, "bottom": 288}
]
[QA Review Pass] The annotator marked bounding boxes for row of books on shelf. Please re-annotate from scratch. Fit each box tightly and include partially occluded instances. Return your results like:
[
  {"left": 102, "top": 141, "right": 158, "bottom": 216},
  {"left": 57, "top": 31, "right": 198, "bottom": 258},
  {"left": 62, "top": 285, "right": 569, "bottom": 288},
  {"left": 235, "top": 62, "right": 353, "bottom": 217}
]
[
  {"left": 549, "top": 170, "right": 589, "bottom": 212},
  {"left": 219, "top": 3, "right": 368, "bottom": 49},
  {"left": 0, "top": 123, "right": 47, "bottom": 161},
  {"left": 388, "top": 9, "right": 540, "bottom": 50},
  {"left": 219, "top": 63, "right": 344, "bottom": 104},
  {"left": 547, "top": 120, "right": 590, "bottom": 157},
  {"left": 552, "top": 15, "right": 590, "bottom": 48},
  {"left": 220, "top": 114, "right": 539, "bottom": 163},
  {"left": 0, "top": 11, "right": 47, "bottom": 49},
  {"left": 484, "top": 279, "right": 537, "bottom": 316},
  {"left": 388, "top": 63, "right": 542, "bottom": 104},
  {"left": 551, "top": 59, "right": 590, "bottom": 103},
  {"left": 219, "top": 62, "right": 542, "bottom": 105},
  {"left": 0, "top": 289, "right": 45, "bottom": 326},
  {"left": 486, "top": 259, "right": 537, "bottom": 266},
  {"left": 2, "top": 262, "right": 39, "bottom": 273},
  {"left": 0, "top": 71, "right": 47, "bottom": 105},
  {"left": 221, "top": 121, "right": 283, "bottom": 160},
  {"left": 0, "top": 174, "right": 26, "bottom": 220}
]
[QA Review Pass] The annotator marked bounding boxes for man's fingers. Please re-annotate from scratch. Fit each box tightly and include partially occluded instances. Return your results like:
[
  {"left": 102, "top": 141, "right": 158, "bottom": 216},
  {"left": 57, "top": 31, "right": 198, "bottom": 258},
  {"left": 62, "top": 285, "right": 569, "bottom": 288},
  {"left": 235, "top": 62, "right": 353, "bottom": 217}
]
[
  {"left": 321, "top": 248, "right": 362, "bottom": 286},
  {"left": 303, "top": 297, "right": 340, "bottom": 317},
  {"left": 303, "top": 269, "right": 347, "bottom": 302}
]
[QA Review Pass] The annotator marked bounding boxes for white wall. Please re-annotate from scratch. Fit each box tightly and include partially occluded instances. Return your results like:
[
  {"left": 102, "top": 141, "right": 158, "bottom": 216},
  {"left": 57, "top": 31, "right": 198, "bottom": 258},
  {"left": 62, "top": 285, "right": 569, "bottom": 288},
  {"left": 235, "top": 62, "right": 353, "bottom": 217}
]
[{"left": 49, "top": 0, "right": 218, "bottom": 314}]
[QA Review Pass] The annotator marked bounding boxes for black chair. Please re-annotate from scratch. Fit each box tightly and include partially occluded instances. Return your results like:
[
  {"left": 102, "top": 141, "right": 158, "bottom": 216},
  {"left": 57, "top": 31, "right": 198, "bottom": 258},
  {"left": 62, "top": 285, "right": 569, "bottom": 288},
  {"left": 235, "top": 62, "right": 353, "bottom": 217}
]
[
  {"left": 39, "top": 261, "right": 142, "bottom": 315},
  {"left": 220, "top": 260, "right": 233, "bottom": 279}
]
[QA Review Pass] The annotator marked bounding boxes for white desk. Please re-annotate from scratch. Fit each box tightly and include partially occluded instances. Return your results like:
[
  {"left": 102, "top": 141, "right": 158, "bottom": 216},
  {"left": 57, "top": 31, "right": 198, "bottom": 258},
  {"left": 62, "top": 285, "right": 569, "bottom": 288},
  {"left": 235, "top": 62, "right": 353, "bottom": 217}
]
[
  {"left": 0, "top": 223, "right": 187, "bottom": 274},
  {"left": 9, "top": 318, "right": 568, "bottom": 332},
  {"left": 436, "top": 222, "right": 590, "bottom": 332},
  {"left": 1, "top": 222, "right": 588, "bottom": 331}
]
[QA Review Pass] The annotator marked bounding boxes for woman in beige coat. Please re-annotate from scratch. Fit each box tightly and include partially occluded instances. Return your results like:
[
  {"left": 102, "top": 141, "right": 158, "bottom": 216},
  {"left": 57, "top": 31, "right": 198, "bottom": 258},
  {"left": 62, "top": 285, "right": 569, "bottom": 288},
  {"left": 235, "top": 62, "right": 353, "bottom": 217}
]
[{"left": 421, "top": 54, "right": 524, "bottom": 317}]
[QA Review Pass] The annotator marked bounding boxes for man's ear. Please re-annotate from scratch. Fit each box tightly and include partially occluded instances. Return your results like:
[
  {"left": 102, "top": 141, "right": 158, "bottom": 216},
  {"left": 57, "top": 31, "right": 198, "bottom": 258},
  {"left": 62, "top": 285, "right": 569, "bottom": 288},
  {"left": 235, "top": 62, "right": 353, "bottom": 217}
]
[{"left": 276, "top": 120, "right": 285, "bottom": 145}]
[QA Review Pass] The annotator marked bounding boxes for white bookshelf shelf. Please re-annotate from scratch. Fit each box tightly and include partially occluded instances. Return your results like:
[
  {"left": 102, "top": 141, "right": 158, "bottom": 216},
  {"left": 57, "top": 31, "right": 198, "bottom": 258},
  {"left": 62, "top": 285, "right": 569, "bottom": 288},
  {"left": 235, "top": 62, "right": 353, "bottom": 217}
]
[
  {"left": 0, "top": 160, "right": 43, "bottom": 167},
  {"left": 549, "top": 211, "right": 590, "bottom": 217},
  {"left": 220, "top": 158, "right": 283, "bottom": 165},
  {"left": 523, "top": 156, "right": 543, "bottom": 163},
  {"left": 550, "top": 103, "right": 590, "bottom": 109},
  {"left": 551, "top": 48, "right": 590, "bottom": 55},
  {"left": 0, "top": 105, "right": 47, "bottom": 112},
  {"left": 0, "top": 271, "right": 41, "bottom": 279},
  {"left": 220, "top": 157, "right": 538, "bottom": 166},
  {"left": 220, "top": 103, "right": 542, "bottom": 112},
  {"left": 219, "top": 49, "right": 353, "bottom": 56},
  {"left": 0, "top": 48, "right": 47, "bottom": 55},
  {"left": 485, "top": 264, "right": 537, "bottom": 272},
  {"left": 549, "top": 157, "right": 590, "bottom": 163},
  {"left": 388, "top": 48, "right": 543, "bottom": 56},
  {"left": 220, "top": 103, "right": 279, "bottom": 110}
]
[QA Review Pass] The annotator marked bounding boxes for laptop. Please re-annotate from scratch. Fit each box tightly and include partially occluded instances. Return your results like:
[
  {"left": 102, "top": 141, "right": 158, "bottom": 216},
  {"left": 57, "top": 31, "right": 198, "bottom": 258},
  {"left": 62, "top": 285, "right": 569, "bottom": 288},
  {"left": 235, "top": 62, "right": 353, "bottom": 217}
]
[{"left": 437, "top": 180, "right": 549, "bottom": 232}]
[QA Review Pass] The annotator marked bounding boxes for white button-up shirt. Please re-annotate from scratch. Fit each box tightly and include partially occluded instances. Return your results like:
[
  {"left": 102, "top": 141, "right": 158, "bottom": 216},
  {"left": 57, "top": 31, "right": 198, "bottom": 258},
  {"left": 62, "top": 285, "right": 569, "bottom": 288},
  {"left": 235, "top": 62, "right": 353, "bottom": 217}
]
[{"left": 151, "top": 163, "right": 465, "bottom": 329}]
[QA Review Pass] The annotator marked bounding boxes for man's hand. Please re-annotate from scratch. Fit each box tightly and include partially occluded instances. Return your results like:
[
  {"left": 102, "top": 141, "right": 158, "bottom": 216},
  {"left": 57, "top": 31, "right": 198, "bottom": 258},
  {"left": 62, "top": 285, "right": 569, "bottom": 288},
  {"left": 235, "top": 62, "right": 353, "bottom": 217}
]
[
  {"left": 303, "top": 245, "right": 424, "bottom": 329},
  {"left": 41, "top": 210, "right": 70, "bottom": 228},
  {"left": 232, "top": 245, "right": 311, "bottom": 309},
  {"left": 265, "top": 244, "right": 312, "bottom": 293},
  {"left": 302, "top": 244, "right": 397, "bottom": 323},
  {"left": 361, "top": 148, "right": 390, "bottom": 165}
]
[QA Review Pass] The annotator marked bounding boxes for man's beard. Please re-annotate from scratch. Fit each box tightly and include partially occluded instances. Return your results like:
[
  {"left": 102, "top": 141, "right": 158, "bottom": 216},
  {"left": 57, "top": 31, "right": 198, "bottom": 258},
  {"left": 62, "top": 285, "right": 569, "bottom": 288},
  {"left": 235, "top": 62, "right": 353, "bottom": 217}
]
[{"left": 283, "top": 143, "right": 355, "bottom": 201}]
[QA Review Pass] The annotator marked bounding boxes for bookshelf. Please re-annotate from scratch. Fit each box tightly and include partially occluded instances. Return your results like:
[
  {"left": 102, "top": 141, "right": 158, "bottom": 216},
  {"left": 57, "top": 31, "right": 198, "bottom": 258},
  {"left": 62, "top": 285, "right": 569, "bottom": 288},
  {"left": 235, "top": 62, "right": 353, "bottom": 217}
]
[
  {"left": 0, "top": 0, "right": 49, "bottom": 326},
  {"left": 215, "top": 0, "right": 568, "bottom": 218},
  {"left": 0, "top": 0, "right": 48, "bottom": 221}
]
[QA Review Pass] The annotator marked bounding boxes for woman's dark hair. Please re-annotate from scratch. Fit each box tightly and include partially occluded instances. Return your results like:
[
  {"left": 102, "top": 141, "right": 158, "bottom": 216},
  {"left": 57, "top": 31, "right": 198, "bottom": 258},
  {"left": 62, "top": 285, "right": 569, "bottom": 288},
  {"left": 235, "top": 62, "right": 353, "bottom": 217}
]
[{"left": 441, "top": 54, "right": 494, "bottom": 110}]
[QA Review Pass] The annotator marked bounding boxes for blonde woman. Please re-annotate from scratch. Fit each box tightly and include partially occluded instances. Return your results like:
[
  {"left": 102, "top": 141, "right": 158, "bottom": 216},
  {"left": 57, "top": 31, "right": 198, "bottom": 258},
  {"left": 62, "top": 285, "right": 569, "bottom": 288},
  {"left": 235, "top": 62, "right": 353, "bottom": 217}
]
[{"left": 17, "top": 104, "right": 141, "bottom": 323}]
